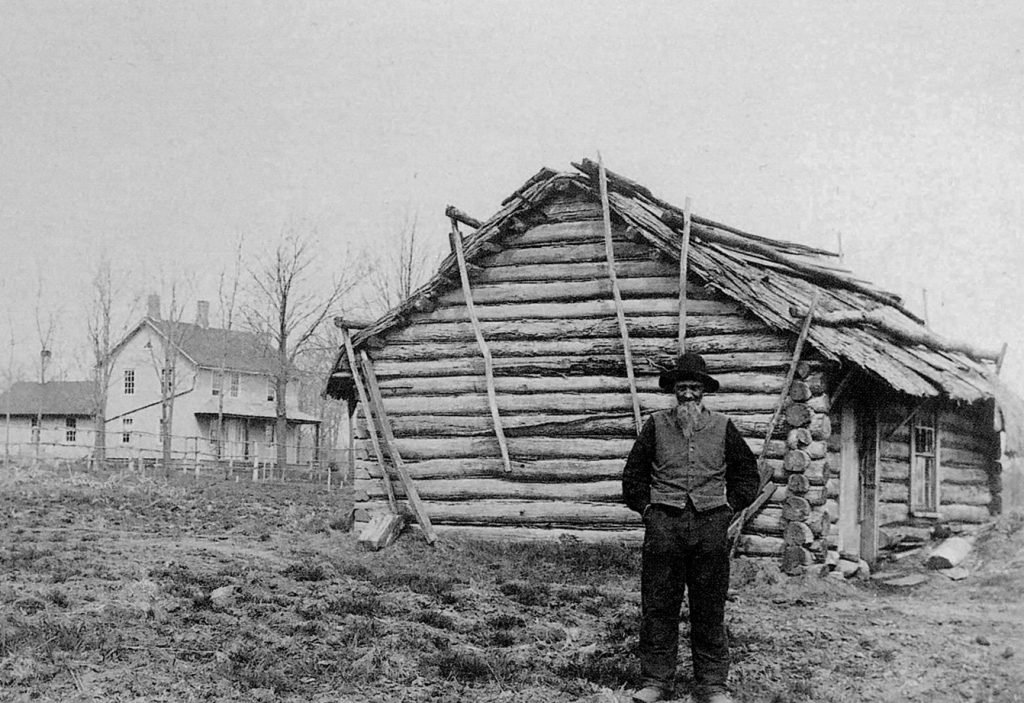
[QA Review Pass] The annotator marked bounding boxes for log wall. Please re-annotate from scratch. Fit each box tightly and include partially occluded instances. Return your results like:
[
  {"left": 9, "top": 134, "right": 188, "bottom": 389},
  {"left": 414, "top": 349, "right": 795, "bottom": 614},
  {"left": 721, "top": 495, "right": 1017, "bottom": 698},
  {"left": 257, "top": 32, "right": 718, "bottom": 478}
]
[
  {"left": 352, "top": 193, "right": 825, "bottom": 553},
  {"left": 827, "top": 395, "right": 1000, "bottom": 532}
]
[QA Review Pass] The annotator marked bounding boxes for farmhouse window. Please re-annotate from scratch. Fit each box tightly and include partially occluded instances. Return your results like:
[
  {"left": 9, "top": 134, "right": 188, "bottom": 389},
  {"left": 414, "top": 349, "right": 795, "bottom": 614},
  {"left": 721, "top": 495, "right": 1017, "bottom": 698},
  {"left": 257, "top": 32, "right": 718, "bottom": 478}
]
[
  {"left": 229, "top": 372, "right": 240, "bottom": 398},
  {"left": 122, "top": 417, "right": 133, "bottom": 444},
  {"left": 267, "top": 377, "right": 275, "bottom": 402},
  {"left": 30, "top": 416, "right": 39, "bottom": 443},
  {"left": 124, "top": 369, "right": 135, "bottom": 395},
  {"left": 910, "top": 412, "right": 940, "bottom": 513},
  {"left": 212, "top": 372, "right": 222, "bottom": 396},
  {"left": 161, "top": 368, "right": 174, "bottom": 395},
  {"left": 65, "top": 417, "right": 77, "bottom": 443}
]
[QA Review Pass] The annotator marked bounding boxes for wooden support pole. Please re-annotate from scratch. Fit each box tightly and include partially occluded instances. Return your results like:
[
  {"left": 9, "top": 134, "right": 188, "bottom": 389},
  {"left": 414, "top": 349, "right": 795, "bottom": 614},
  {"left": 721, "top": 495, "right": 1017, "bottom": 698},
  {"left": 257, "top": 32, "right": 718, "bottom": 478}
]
[
  {"left": 729, "top": 292, "right": 821, "bottom": 548},
  {"left": 339, "top": 326, "right": 398, "bottom": 513},
  {"left": 449, "top": 218, "right": 513, "bottom": 473},
  {"left": 598, "top": 155, "right": 643, "bottom": 435},
  {"left": 359, "top": 351, "right": 438, "bottom": 545},
  {"left": 996, "top": 343, "right": 1008, "bottom": 375},
  {"left": 677, "top": 196, "right": 692, "bottom": 353},
  {"left": 445, "top": 205, "right": 483, "bottom": 229}
]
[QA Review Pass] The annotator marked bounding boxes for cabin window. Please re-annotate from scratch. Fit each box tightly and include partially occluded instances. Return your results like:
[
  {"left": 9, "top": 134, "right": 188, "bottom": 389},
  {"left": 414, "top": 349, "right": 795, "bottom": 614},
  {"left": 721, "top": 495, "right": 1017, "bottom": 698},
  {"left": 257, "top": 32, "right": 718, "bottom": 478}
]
[
  {"left": 124, "top": 369, "right": 135, "bottom": 395},
  {"left": 229, "top": 372, "right": 240, "bottom": 398},
  {"left": 212, "top": 372, "right": 222, "bottom": 396},
  {"left": 122, "top": 417, "right": 133, "bottom": 444},
  {"left": 65, "top": 417, "right": 77, "bottom": 443},
  {"left": 910, "top": 412, "right": 939, "bottom": 513},
  {"left": 267, "top": 377, "right": 275, "bottom": 402}
]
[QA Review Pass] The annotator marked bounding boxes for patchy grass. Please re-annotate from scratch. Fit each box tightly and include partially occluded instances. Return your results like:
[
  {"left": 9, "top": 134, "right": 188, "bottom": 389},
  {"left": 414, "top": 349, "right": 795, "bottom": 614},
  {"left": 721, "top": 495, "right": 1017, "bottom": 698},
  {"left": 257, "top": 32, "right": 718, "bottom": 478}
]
[{"left": 1, "top": 464, "right": 1023, "bottom": 702}]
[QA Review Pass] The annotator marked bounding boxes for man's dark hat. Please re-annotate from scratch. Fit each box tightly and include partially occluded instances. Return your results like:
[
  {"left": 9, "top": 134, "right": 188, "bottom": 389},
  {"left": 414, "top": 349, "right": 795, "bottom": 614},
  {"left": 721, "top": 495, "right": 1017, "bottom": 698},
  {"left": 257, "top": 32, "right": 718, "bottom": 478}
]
[{"left": 658, "top": 352, "right": 720, "bottom": 393}]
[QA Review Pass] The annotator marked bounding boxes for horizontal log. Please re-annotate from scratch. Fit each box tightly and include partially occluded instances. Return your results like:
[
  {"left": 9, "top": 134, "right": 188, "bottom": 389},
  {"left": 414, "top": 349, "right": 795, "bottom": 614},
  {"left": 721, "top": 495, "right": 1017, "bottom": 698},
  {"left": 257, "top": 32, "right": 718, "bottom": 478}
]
[
  {"left": 940, "top": 483, "right": 992, "bottom": 506},
  {"left": 370, "top": 333, "right": 789, "bottom": 363},
  {"left": 370, "top": 351, "right": 797, "bottom": 378},
  {"left": 438, "top": 277, "right": 685, "bottom": 306},
  {"left": 939, "top": 409, "right": 993, "bottom": 437},
  {"left": 378, "top": 371, "right": 793, "bottom": 397},
  {"left": 784, "top": 450, "right": 811, "bottom": 474},
  {"left": 356, "top": 456, "right": 815, "bottom": 485},
  {"left": 940, "top": 431, "right": 997, "bottom": 457},
  {"left": 738, "top": 534, "right": 785, "bottom": 557},
  {"left": 879, "top": 503, "right": 909, "bottom": 525},
  {"left": 420, "top": 296, "right": 742, "bottom": 322},
  {"left": 382, "top": 314, "right": 766, "bottom": 344},
  {"left": 879, "top": 460, "right": 909, "bottom": 482},
  {"left": 483, "top": 240, "right": 654, "bottom": 267},
  {"left": 380, "top": 391, "right": 829, "bottom": 417},
  {"left": 941, "top": 446, "right": 995, "bottom": 470},
  {"left": 782, "top": 495, "right": 812, "bottom": 522},
  {"left": 787, "top": 428, "right": 813, "bottom": 449},
  {"left": 787, "top": 474, "right": 811, "bottom": 495},
  {"left": 385, "top": 412, "right": 785, "bottom": 439},
  {"left": 941, "top": 467, "right": 991, "bottom": 485},
  {"left": 505, "top": 220, "right": 629, "bottom": 246},
  {"left": 880, "top": 482, "right": 909, "bottom": 503},
  {"left": 358, "top": 457, "right": 623, "bottom": 482},
  {"left": 363, "top": 498, "right": 640, "bottom": 526},
  {"left": 477, "top": 259, "right": 681, "bottom": 284},
  {"left": 789, "top": 381, "right": 813, "bottom": 403},
  {"left": 432, "top": 524, "right": 643, "bottom": 543},
  {"left": 938, "top": 503, "right": 992, "bottom": 523},
  {"left": 366, "top": 478, "right": 623, "bottom": 502},
  {"left": 388, "top": 436, "right": 825, "bottom": 461}
]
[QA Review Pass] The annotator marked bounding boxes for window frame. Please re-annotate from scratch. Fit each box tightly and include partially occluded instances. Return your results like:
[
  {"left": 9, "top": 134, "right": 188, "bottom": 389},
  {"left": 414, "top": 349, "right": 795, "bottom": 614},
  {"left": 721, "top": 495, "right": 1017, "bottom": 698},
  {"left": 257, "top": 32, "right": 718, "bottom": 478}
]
[
  {"left": 229, "top": 372, "right": 240, "bottom": 398},
  {"left": 122, "top": 417, "right": 133, "bottom": 444},
  {"left": 267, "top": 376, "right": 275, "bottom": 402},
  {"left": 124, "top": 368, "right": 135, "bottom": 395},
  {"left": 65, "top": 417, "right": 77, "bottom": 443},
  {"left": 909, "top": 410, "right": 941, "bottom": 515}
]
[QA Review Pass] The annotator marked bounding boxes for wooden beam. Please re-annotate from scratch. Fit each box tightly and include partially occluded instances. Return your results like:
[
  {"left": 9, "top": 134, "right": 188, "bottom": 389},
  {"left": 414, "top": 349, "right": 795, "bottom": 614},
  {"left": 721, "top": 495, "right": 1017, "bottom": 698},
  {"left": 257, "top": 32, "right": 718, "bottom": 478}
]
[
  {"left": 449, "top": 218, "right": 513, "bottom": 473},
  {"left": 338, "top": 326, "right": 397, "bottom": 514},
  {"left": 789, "top": 306, "right": 1002, "bottom": 362},
  {"left": 598, "top": 155, "right": 643, "bottom": 435},
  {"left": 996, "top": 343, "right": 1009, "bottom": 375},
  {"left": 729, "top": 292, "right": 821, "bottom": 548},
  {"left": 444, "top": 205, "right": 483, "bottom": 229},
  {"left": 359, "top": 351, "right": 438, "bottom": 545},
  {"left": 677, "top": 196, "right": 692, "bottom": 353}
]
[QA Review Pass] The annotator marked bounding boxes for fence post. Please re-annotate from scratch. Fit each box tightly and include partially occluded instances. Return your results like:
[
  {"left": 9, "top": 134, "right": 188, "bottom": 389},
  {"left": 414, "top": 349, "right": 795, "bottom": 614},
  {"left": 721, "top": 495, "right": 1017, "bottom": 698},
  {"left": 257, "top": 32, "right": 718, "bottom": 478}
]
[
  {"left": 193, "top": 437, "right": 200, "bottom": 479},
  {"left": 252, "top": 441, "right": 259, "bottom": 482}
]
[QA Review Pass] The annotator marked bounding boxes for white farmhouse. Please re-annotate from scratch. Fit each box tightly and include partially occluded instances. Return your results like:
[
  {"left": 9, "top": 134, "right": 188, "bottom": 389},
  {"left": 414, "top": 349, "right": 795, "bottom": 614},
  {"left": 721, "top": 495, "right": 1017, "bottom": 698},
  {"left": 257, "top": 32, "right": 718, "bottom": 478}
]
[
  {"left": 0, "top": 381, "right": 97, "bottom": 459},
  {"left": 105, "top": 296, "right": 319, "bottom": 465}
]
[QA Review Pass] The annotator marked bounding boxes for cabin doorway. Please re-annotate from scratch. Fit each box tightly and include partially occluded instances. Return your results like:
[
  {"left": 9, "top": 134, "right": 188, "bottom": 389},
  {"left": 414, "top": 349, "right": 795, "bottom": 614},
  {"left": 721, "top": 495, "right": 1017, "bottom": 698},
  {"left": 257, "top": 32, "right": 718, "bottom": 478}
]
[{"left": 838, "top": 398, "right": 880, "bottom": 565}]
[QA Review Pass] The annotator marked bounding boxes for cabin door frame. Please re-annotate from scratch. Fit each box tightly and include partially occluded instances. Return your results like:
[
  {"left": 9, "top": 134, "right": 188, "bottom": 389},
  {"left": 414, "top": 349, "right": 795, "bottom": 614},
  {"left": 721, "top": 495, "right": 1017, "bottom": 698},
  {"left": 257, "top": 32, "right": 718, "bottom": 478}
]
[{"left": 838, "top": 399, "right": 880, "bottom": 565}]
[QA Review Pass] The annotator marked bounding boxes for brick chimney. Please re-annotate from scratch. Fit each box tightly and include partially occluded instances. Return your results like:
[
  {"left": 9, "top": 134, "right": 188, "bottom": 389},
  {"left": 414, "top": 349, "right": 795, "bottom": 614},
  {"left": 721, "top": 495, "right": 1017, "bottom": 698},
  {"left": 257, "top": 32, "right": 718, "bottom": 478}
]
[
  {"left": 196, "top": 300, "right": 210, "bottom": 328},
  {"left": 147, "top": 294, "right": 161, "bottom": 320}
]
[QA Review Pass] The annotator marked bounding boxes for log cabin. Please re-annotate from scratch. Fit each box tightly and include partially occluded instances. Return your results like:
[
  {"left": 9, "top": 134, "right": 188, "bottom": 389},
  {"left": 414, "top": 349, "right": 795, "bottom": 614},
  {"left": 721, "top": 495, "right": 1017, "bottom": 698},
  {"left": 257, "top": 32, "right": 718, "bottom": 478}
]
[{"left": 324, "top": 159, "right": 1024, "bottom": 568}]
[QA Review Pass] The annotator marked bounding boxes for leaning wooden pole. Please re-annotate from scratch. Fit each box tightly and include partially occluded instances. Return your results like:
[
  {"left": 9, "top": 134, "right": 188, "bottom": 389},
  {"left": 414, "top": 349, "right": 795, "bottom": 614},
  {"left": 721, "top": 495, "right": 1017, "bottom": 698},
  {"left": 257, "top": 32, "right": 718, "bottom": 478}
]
[
  {"left": 448, "top": 216, "right": 513, "bottom": 472},
  {"left": 339, "top": 326, "right": 397, "bottom": 514},
  {"left": 677, "top": 196, "right": 692, "bottom": 353},
  {"left": 359, "top": 352, "right": 438, "bottom": 545},
  {"left": 598, "top": 155, "right": 643, "bottom": 435},
  {"left": 728, "top": 292, "right": 821, "bottom": 548}
]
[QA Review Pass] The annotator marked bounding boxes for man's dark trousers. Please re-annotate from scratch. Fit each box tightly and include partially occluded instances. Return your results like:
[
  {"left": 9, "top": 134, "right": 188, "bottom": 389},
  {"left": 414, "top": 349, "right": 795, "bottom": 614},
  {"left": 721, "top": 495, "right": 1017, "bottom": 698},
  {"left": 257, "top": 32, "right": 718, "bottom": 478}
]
[{"left": 639, "top": 502, "right": 731, "bottom": 693}]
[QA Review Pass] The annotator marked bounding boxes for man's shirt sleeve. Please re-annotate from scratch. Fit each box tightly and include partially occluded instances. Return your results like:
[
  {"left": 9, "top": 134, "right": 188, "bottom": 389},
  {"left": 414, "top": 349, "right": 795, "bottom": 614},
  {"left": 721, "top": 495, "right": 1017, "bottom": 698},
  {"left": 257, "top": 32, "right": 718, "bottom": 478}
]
[
  {"left": 725, "top": 419, "right": 760, "bottom": 513},
  {"left": 622, "top": 416, "right": 656, "bottom": 515}
]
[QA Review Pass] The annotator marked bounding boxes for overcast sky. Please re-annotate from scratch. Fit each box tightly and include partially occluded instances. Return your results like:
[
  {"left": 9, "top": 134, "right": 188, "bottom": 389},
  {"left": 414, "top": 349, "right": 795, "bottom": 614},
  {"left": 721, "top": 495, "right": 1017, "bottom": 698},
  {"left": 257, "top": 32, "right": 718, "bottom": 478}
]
[{"left": 2, "top": 1, "right": 1023, "bottom": 394}]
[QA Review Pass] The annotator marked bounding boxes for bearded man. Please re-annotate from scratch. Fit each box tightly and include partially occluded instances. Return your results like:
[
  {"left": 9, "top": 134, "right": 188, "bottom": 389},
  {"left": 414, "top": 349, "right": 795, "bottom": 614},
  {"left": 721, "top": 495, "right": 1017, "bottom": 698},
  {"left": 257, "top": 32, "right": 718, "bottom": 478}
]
[{"left": 622, "top": 352, "right": 759, "bottom": 703}]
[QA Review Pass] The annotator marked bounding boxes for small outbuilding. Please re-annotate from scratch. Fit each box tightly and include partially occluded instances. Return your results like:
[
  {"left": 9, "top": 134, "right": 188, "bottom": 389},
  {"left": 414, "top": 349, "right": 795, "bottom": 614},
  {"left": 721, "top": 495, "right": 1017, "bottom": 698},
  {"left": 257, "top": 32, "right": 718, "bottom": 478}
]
[{"left": 325, "top": 159, "right": 1023, "bottom": 566}]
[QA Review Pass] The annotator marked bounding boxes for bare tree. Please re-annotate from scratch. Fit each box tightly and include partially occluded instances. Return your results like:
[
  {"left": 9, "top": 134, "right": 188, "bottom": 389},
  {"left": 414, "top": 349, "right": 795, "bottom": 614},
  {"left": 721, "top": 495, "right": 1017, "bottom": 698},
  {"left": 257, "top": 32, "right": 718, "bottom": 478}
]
[
  {"left": 85, "top": 253, "right": 135, "bottom": 466},
  {"left": 145, "top": 280, "right": 195, "bottom": 478},
  {"left": 214, "top": 235, "right": 245, "bottom": 461},
  {"left": 363, "top": 210, "right": 442, "bottom": 316},
  {"left": 2, "top": 306, "right": 25, "bottom": 469},
  {"left": 33, "top": 274, "right": 60, "bottom": 460},
  {"left": 244, "top": 225, "right": 361, "bottom": 473}
]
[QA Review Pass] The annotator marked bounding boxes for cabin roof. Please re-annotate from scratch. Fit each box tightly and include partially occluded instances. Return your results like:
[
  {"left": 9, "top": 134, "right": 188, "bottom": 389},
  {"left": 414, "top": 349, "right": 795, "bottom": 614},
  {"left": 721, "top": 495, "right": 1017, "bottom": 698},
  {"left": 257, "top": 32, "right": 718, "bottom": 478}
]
[
  {"left": 0, "top": 381, "right": 96, "bottom": 416},
  {"left": 326, "top": 159, "right": 1024, "bottom": 454}
]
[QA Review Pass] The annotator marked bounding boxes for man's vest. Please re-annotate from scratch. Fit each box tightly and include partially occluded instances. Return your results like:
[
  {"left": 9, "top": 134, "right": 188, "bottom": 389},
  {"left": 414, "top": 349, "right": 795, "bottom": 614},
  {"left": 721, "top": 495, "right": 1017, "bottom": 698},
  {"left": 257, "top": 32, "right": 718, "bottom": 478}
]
[{"left": 649, "top": 407, "right": 731, "bottom": 512}]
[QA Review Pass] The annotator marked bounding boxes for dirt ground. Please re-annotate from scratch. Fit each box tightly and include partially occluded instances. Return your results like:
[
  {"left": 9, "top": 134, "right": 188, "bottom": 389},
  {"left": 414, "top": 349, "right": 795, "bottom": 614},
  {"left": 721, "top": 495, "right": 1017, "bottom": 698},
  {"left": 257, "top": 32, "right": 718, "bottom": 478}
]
[{"left": 2, "top": 464, "right": 1023, "bottom": 703}]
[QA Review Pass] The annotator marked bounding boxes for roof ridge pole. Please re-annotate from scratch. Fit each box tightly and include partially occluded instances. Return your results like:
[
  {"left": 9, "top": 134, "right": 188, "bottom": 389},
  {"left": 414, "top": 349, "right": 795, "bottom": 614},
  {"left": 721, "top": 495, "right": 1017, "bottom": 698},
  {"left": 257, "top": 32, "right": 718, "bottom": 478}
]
[
  {"left": 448, "top": 217, "right": 513, "bottom": 473},
  {"left": 728, "top": 291, "right": 821, "bottom": 552},
  {"left": 677, "top": 196, "right": 693, "bottom": 353},
  {"left": 598, "top": 154, "right": 643, "bottom": 435},
  {"left": 338, "top": 325, "right": 398, "bottom": 514}
]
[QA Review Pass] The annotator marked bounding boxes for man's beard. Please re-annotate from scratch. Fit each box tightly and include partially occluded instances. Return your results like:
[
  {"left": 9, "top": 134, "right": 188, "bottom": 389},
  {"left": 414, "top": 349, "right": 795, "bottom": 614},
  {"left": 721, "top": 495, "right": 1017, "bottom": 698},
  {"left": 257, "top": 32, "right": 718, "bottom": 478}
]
[{"left": 677, "top": 399, "right": 702, "bottom": 432}]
